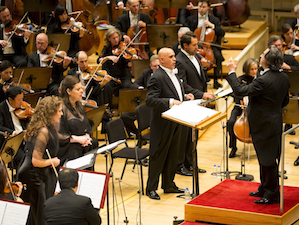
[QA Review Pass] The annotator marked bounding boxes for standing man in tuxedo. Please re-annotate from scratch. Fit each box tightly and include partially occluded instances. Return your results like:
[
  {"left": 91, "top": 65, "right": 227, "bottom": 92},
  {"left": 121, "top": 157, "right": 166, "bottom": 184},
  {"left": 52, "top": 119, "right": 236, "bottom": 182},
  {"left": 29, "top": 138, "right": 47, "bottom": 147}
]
[
  {"left": 184, "top": 0, "right": 225, "bottom": 89},
  {"left": 145, "top": 47, "right": 202, "bottom": 200},
  {"left": 27, "top": 33, "right": 72, "bottom": 96},
  {"left": 286, "top": 4, "right": 299, "bottom": 30},
  {"left": 44, "top": 168, "right": 101, "bottom": 225},
  {"left": 175, "top": 31, "right": 214, "bottom": 176},
  {"left": 0, "top": 86, "right": 28, "bottom": 173},
  {"left": 0, "top": 6, "right": 31, "bottom": 67},
  {"left": 226, "top": 45, "right": 290, "bottom": 204}
]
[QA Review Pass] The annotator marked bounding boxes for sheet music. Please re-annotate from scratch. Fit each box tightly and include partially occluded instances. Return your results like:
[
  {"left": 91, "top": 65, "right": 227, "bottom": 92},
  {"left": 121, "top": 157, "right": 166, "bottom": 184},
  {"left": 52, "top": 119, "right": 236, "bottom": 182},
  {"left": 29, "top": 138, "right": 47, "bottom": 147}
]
[
  {"left": 96, "top": 140, "right": 126, "bottom": 154},
  {"left": 65, "top": 154, "right": 95, "bottom": 169},
  {"left": 216, "top": 88, "right": 233, "bottom": 98},
  {"left": 77, "top": 172, "right": 106, "bottom": 208},
  {"left": 162, "top": 100, "right": 219, "bottom": 126},
  {"left": 0, "top": 200, "right": 30, "bottom": 225}
]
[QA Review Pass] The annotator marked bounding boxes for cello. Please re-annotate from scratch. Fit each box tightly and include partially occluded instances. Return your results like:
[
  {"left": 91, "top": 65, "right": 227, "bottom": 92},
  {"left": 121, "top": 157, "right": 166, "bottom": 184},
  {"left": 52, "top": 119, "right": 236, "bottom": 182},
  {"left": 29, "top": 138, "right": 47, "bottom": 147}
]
[{"left": 233, "top": 100, "right": 252, "bottom": 143}]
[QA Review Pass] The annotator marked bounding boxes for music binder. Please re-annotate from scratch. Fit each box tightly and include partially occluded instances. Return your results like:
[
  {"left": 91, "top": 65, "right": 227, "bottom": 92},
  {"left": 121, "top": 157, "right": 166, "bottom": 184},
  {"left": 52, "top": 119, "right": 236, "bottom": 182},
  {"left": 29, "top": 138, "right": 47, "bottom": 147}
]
[{"left": 0, "top": 199, "right": 30, "bottom": 225}]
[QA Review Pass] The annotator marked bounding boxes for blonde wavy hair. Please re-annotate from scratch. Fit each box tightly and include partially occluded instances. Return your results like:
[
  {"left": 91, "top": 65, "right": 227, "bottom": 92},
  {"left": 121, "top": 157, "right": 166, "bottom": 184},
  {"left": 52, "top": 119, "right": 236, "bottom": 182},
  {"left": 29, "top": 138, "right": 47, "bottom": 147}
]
[{"left": 25, "top": 96, "right": 62, "bottom": 141}]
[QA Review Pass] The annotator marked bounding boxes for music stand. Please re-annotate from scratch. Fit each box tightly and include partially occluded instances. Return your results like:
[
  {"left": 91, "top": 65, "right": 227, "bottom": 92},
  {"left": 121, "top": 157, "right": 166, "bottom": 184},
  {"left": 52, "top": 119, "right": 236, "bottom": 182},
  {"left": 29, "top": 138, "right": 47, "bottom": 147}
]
[
  {"left": 147, "top": 24, "right": 182, "bottom": 48},
  {"left": 14, "top": 67, "right": 52, "bottom": 90},
  {"left": 24, "top": 91, "right": 47, "bottom": 108},
  {"left": 47, "top": 34, "right": 71, "bottom": 52},
  {"left": 86, "top": 104, "right": 108, "bottom": 138},
  {"left": 131, "top": 59, "right": 150, "bottom": 79},
  {"left": 154, "top": 0, "right": 186, "bottom": 10},
  {"left": 118, "top": 89, "right": 147, "bottom": 113},
  {"left": 24, "top": 0, "right": 56, "bottom": 12}
]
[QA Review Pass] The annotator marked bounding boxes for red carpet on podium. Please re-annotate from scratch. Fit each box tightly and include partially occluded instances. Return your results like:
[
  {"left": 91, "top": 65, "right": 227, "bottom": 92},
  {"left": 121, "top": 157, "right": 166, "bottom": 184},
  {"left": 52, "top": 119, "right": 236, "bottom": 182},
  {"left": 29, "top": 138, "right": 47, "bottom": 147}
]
[{"left": 188, "top": 179, "right": 299, "bottom": 216}]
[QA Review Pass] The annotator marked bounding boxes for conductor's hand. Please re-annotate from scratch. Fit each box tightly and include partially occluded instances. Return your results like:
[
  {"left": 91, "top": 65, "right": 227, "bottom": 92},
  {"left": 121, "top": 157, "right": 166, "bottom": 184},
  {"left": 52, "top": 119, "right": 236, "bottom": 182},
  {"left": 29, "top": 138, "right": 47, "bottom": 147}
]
[
  {"left": 52, "top": 157, "right": 60, "bottom": 167},
  {"left": 203, "top": 92, "right": 214, "bottom": 99},
  {"left": 185, "top": 93, "right": 194, "bottom": 100},
  {"left": 0, "top": 40, "right": 8, "bottom": 48},
  {"left": 186, "top": 2, "right": 194, "bottom": 10},
  {"left": 227, "top": 57, "right": 238, "bottom": 73}
]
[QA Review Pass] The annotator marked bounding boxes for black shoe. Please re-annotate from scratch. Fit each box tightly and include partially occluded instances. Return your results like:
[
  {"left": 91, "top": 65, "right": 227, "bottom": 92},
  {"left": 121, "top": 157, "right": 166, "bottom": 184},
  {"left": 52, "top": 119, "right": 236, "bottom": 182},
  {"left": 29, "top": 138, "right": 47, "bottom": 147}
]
[
  {"left": 146, "top": 190, "right": 160, "bottom": 200},
  {"left": 140, "top": 158, "right": 149, "bottom": 167},
  {"left": 249, "top": 190, "right": 264, "bottom": 197},
  {"left": 294, "top": 157, "right": 299, "bottom": 166},
  {"left": 176, "top": 166, "right": 192, "bottom": 176},
  {"left": 229, "top": 148, "right": 237, "bottom": 158},
  {"left": 198, "top": 168, "right": 206, "bottom": 173},
  {"left": 278, "top": 172, "right": 288, "bottom": 179},
  {"left": 213, "top": 81, "right": 223, "bottom": 89},
  {"left": 164, "top": 187, "right": 185, "bottom": 193},
  {"left": 255, "top": 197, "right": 279, "bottom": 204}
]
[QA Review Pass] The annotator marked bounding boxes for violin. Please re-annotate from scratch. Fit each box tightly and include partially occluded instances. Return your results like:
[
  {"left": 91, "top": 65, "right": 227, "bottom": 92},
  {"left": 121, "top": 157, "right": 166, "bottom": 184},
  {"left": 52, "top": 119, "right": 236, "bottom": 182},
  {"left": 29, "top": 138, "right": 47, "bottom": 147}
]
[
  {"left": 3, "top": 77, "right": 33, "bottom": 93},
  {"left": 61, "top": 17, "right": 91, "bottom": 34},
  {"left": 82, "top": 67, "right": 122, "bottom": 84},
  {"left": 4, "top": 182, "right": 26, "bottom": 196},
  {"left": 14, "top": 101, "right": 34, "bottom": 120},
  {"left": 112, "top": 41, "right": 137, "bottom": 60},
  {"left": 40, "top": 46, "right": 75, "bottom": 64},
  {"left": 4, "top": 20, "right": 33, "bottom": 37},
  {"left": 81, "top": 99, "right": 98, "bottom": 112}
]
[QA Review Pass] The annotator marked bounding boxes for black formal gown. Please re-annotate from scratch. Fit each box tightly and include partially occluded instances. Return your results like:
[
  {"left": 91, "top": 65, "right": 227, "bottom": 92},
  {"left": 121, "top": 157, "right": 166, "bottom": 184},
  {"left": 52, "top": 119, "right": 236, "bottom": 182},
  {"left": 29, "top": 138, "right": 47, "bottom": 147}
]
[{"left": 18, "top": 124, "right": 59, "bottom": 225}]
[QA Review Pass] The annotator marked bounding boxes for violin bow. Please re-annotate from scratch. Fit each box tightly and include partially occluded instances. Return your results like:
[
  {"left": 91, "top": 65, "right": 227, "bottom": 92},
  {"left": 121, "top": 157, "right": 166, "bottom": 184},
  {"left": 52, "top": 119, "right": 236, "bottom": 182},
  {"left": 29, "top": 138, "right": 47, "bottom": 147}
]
[
  {"left": 64, "top": 11, "right": 83, "bottom": 34},
  {"left": 48, "top": 44, "right": 61, "bottom": 68},
  {"left": 117, "top": 29, "right": 142, "bottom": 60},
  {"left": 16, "top": 69, "right": 25, "bottom": 86},
  {"left": 0, "top": 155, "right": 17, "bottom": 200},
  {"left": 6, "top": 12, "right": 28, "bottom": 43},
  {"left": 45, "top": 149, "right": 58, "bottom": 178}
]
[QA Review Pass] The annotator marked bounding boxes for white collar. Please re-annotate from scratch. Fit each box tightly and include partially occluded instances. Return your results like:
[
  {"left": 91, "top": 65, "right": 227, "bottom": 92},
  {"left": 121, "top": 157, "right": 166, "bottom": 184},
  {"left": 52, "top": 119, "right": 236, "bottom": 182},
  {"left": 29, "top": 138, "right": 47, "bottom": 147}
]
[
  {"left": 160, "top": 65, "right": 178, "bottom": 75},
  {"left": 181, "top": 49, "right": 195, "bottom": 60},
  {"left": 6, "top": 100, "right": 14, "bottom": 112}
]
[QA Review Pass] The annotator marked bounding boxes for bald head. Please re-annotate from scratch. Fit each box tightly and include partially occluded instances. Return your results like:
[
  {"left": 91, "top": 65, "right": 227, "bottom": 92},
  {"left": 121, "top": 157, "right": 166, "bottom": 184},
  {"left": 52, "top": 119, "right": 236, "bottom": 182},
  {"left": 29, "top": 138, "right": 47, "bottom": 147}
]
[
  {"left": 76, "top": 51, "right": 89, "bottom": 71},
  {"left": 158, "top": 48, "right": 176, "bottom": 70},
  {"left": 36, "top": 33, "right": 48, "bottom": 52}
]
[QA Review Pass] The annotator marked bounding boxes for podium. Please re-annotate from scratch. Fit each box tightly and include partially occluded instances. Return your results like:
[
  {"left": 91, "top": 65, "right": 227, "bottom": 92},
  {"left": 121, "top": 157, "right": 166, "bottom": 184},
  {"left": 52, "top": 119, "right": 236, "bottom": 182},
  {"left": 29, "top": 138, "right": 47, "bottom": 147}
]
[{"left": 162, "top": 100, "right": 226, "bottom": 196}]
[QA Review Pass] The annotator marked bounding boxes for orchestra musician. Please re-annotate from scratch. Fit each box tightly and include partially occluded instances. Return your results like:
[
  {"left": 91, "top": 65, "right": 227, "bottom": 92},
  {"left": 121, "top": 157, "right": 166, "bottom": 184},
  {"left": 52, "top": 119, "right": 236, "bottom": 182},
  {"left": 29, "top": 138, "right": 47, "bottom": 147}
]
[
  {"left": 47, "top": 4, "right": 84, "bottom": 58},
  {"left": 145, "top": 48, "right": 202, "bottom": 200},
  {"left": 175, "top": 31, "right": 214, "bottom": 176},
  {"left": 0, "top": 60, "right": 14, "bottom": 102},
  {"left": 227, "top": 58, "right": 258, "bottom": 158},
  {"left": 58, "top": 76, "right": 98, "bottom": 167},
  {"left": 184, "top": 0, "right": 225, "bottom": 89},
  {"left": 286, "top": 4, "right": 299, "bottom": 31},
  {"left": 17, "top": 96, "right": 63, "bottom": 225},
  {"left": 281, "top": 23, "right": 299, "bottom": 55},
  {"left": 67, "top": 51, "right": 113, "bottom": 107},
  {"left": 120, "top": 54, "right": 159, "bottom": 143},
  {"left": 0, "top": 6, "right": 31, "bottom": 67},
  {"left": 0, "top": 86, "right": 28, "bottom": 173},
  {"left": 226, "top": 45, "right": 290, "bottom": 204},
  {"left": 44, "top": 168, "right": 101, "bottom": 225},
  {"left": 27, "top": 33, "right": 72, "bottom": 96},
  {"left": 97, "top": 27, "right": 137, "bottom": 96}
]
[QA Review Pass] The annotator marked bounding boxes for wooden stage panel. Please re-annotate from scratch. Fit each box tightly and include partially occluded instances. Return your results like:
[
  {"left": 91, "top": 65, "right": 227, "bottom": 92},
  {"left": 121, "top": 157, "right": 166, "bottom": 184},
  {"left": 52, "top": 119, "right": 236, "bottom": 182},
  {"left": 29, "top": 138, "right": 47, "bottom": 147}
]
[{"left": 185, "top": 180, "right": 299, "bottom": 225}]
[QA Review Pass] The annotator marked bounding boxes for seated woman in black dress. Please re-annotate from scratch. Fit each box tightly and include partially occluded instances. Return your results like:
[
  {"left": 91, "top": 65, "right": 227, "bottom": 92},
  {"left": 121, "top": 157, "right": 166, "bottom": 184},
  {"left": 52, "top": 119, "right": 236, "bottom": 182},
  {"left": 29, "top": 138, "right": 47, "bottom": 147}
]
[
  {"left": 0, "top": 163, "right": 24, "bottom": 202},
  {"left": 17, "top": 96, "right": 63, "bottom": 225},
  {"left": 228, "top": 58, "right": 258, "bottom": 158},
  {"left": 58, "top": 75, "right": 98, "bottom": 166},
  {"left": 0, "top": 60, "right": 14, "bottom": 103}
]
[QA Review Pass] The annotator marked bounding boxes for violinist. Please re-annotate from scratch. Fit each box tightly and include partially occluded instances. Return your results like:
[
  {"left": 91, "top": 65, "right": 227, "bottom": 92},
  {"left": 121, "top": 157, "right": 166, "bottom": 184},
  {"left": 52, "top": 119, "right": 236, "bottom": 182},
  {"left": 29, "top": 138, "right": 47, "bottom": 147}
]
[
  {"left": 184, "top": 0, "right": 225, "bottom": 89},
  {"left": 47, "top": 5, "right": 84, "bottom": 58},
  {"left": 97, "top": 28, "right": 136, "bottom": 95},
  {"left": 0, "top": 86, "right": 28, "bottom": 173},
  {"left": 0, "top": 60, "right": 13, "bottom": 102},
  {"left": 227, "top": 58, "right": 257, "bottom": 158},
  {"left": 17, "top": 96, "right": 63, "bottom": 225},
  {"left": 175, "top": 31, "right": 214, "bottom": 176},
  {"left": 281, "top": 23, "right": 299, "bottom": 55},
  {"left": 27, "top": 33, "right": 72, "bottom": 96},
  {"left": 58, "top": 76, "right": 98, "bottom": 167},
  {"left": 67, "top": 51, "right": 113, "bottom": 107},
  {"left": 0, "top": 6, "right": 31, "bottom": 67}
]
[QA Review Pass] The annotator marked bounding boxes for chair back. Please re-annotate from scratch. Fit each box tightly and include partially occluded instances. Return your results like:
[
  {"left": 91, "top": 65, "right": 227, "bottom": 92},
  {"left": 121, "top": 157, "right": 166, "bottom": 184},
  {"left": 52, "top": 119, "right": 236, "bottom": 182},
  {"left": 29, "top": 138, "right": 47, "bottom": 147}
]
[
  {"left": 106, "top": 119, "right": 127, "bottom": 143},
  {"left": 136, "top": 104, "right": 151, "bottom": 132}
]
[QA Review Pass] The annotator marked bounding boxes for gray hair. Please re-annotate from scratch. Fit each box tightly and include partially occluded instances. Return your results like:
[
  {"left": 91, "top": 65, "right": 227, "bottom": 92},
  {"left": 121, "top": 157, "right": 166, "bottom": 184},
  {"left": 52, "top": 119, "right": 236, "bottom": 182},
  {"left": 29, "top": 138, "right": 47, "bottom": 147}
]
[
  {"left": 294, "top": 4, "right": 299, "bottom": 13},
  {"left": 178, "top": 27, "right": 191, "bottom": 39},
  {"left": 265, "top": 45, "right": 284, "bottom": 71},
  {"left": 267, "top": 35, "right": 283, "bottom": 48}
]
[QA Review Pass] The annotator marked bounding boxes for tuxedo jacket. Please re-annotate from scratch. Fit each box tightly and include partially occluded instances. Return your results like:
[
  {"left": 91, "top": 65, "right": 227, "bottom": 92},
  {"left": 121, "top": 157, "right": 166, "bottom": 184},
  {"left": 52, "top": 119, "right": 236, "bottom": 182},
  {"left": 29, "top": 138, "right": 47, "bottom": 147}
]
[
  {"left": 115, "top": 12, "right": 152, "bottom": 36},
  {"left": 44, "top": 189, "right": 101, "bottom": 225},
  {"left": 0, "top": 24, "right": 28, "bottom": 56},
  {"left": 176, "top": 51, "right": 209, "bottom": 98},
  {"left": 131, "top": 68, "right": 152, "bottom": 88},
  {"left": 183, "top": 14, "right": 225, "bottom": 45},
  {"left": 227, "top": 70, "right": 290, "bottom": 166},
  {"left": 27, "top": 52, "right": 67, "bottom": 84},
  {"left": 146, "top": 67, "right": 202, "bottom": 155},
  {"left": 0, "top": 101, "right": 28, "bottom": 147},
  {"left": 286, "top": 18, "right": 297, "bottom": 30}
]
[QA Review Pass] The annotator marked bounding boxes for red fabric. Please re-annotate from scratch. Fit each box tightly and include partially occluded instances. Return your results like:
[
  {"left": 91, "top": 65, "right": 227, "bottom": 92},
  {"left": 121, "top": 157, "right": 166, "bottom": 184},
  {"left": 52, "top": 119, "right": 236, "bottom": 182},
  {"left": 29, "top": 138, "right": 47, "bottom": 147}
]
[{"left": 188, "top": 179, "right": 299, "bottom": 216}]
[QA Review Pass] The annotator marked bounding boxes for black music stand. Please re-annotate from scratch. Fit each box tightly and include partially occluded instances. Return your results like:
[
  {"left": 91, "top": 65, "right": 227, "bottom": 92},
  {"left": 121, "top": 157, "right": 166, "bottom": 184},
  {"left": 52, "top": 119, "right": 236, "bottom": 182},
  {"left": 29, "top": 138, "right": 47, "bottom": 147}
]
[
  {"left": 24, "top": 0, "right": 56, "bottom": 12},
  {"left": 147, "top": 24, "right": 182, "bottom": 48},
  {"left": 14, "top": 67, "right": 52, "bottom": 90},
  {"left": 47, "top": 34, "right": 71, "bottom": 52},
  {"left": 118, "top": 89, "right": 147, "bottom": 114},
  {"left": 86, "top": 104, "right": 108, "bottom": 138},
  {"left": 0, "top": 132, "right": 25, "bottom": 178},
  {"left": 131, "top": 59, "right": 150, "bottom": 79}
]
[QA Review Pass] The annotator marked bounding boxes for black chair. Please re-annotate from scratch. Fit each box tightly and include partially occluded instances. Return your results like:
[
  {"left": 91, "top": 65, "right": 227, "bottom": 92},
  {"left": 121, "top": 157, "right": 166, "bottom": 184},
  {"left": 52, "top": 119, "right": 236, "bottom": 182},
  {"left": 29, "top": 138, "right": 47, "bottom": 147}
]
[
  {"left": 106, "top": 118, "right": 149, "bottom": 194},
  {"left": 135, "top": 103, "right": 151, "bottom": 148}
]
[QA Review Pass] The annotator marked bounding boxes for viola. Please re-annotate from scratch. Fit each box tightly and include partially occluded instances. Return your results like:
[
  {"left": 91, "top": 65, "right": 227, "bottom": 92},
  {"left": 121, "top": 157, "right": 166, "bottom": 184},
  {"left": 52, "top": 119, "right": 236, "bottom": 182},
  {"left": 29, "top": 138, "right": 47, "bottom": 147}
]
[
  {"left": 14, "top": 101, "right": 34, "bottom": 120},
  {"left": 112, "top": 41, "right": 137, "bottom": 60}
]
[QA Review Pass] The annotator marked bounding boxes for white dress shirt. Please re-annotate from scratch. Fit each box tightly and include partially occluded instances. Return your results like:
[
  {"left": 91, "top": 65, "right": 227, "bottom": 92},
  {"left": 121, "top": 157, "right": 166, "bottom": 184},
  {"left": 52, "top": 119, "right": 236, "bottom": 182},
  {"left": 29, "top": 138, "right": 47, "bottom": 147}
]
[
  {"left": 129, "top": 11, "right": 138, "bottom": 28},
  {"left": 181, "top": 49, "right": 201, "bottom": 77},
  {"left": 6, "top": 100, "right": 23, "bottom": 134}
]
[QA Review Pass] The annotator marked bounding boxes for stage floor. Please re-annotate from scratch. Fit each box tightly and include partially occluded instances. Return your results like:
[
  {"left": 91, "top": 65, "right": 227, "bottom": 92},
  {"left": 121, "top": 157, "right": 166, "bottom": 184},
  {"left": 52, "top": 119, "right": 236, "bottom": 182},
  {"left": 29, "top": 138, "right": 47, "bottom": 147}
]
[{"left": 185, "top": 179, "right": 299, "bottom": 225}]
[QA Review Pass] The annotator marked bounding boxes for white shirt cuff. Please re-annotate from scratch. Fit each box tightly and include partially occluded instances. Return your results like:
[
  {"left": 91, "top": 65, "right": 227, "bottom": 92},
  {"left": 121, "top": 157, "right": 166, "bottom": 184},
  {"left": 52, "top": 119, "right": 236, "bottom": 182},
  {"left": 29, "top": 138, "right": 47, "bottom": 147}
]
[{"left": 228, "top": 71, "right": 235, "bottom": 75}]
